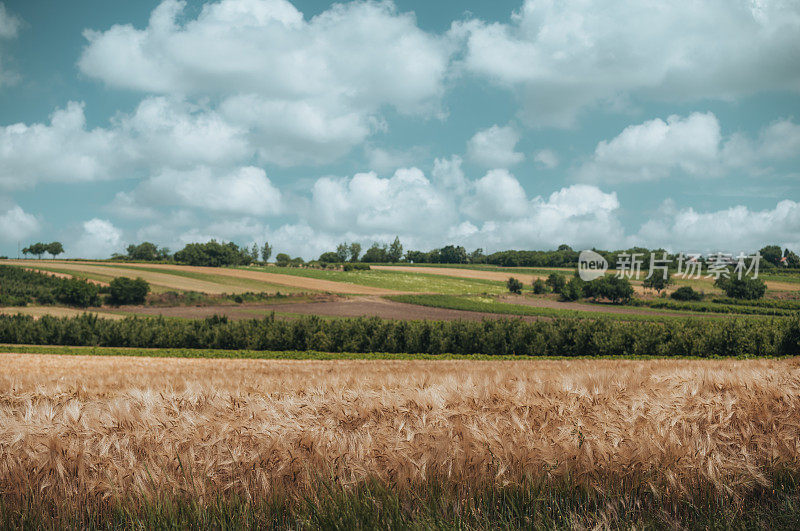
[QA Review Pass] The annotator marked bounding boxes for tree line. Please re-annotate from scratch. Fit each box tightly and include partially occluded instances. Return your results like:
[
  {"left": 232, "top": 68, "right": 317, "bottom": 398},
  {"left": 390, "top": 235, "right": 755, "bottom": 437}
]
[{"left": 0, "top": 313, "right": 797, "bottom": 357}]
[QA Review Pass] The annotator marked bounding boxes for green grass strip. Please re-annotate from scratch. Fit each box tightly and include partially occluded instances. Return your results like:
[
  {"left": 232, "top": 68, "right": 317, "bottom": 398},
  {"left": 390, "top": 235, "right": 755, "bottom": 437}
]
[{"left": 0, "top": 344, "right": 784, "bottom": 361}]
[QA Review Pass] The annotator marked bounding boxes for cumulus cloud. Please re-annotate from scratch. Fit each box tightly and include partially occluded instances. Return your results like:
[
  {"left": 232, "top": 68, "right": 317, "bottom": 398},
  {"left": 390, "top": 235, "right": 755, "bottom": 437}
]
[
  {"left": 0, "top": 204, "right": 40, "bottom": 243},
  {"left": 453, "top": 0, "right": 800, "bottom": 126},
  {"left": 119, "top": 97, "right": 251, "bottom": 168},
  {"left": 456, "top": 184, "right": 624, "bottom": 251},
  {"left": 462, "top": 169, "right": 529, "bottom": 220},
  {"left": 72, "top": 218, "right": 124, "bottom": 259},
  {"left": 635, "top": 199, "right": 800, "bottom": 253},
  {"left": 309, "top": 168, "right": 456, "bottom": 236},
  {"left": 77, "top": 0, "right": 451, "bottom": 164},
  {"left": 466, "top": 125, "right": 525, "bottom": 168},
  {"left": 139, "top": 166, "right": 283, "bottom": 216},
  {"left": 578, "top": 112, "right": 800, "bottom": 183},
  {"left": 0, "top": 102, "right": 123, "bottom": 189},
  {"left": 365, "top": 145, "right": 427, "bottom": 174}
]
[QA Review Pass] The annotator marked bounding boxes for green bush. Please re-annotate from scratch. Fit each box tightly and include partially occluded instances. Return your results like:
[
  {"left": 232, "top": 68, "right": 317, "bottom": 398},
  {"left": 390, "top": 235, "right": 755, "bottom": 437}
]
[
  {"left": 506, "top": 277, "right": 523, "bottom": 294},
  {"left": 545, "top": 273, "right": 566, "bottom": 294},
  {"left": 108, "top": 277, "right": 150, "bottom": 305},
  {"left": 343, "top": 263, "right": 371, "bottom": 271},
  {"left": 671, "top": 286, "right": 703, "bottom": 301},
  {"left": 55, "top": 279, "right": 100, "bottom": 307},
  {"left": 561, "top": 277, "right": 585, "bottom": 301},
  {"left": 584, "top": 275, "right": 634, "bottom": 304},
  {"left": 532, "top": 279, "right": 548, "bottom": 294},
  {"left": 715, "top": 276, "right": 767, "bottom": 300}
]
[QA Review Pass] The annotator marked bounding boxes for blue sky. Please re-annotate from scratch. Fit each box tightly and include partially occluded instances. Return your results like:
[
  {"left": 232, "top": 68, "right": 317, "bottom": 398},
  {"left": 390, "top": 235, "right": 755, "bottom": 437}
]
[{"left": 0, "top": 0, "right": 798, "bottom": 259}]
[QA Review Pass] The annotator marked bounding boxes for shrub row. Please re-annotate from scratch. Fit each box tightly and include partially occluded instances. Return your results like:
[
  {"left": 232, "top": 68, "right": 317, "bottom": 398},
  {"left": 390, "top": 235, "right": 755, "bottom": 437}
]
[
  {"left": 0, "top": 313, "right": 797, "bottom": 357},
  {"left": 0, "top": 266, "right": 100, "bottom": 307}
]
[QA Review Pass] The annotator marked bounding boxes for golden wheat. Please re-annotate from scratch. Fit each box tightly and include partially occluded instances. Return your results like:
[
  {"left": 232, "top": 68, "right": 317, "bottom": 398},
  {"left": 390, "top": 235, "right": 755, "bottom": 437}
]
[{"left": 1, "top": 354, "right": 799, "bottom": 507}]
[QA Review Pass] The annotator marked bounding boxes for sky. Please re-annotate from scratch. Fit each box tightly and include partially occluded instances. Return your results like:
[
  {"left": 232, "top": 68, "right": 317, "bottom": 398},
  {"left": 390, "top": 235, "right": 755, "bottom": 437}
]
[{"left": 0, "top": 0, "right": 798, "bottom": 259}]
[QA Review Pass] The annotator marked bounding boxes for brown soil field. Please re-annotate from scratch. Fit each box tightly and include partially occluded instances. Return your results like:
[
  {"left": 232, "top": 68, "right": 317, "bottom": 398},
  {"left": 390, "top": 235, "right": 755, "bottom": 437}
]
[
  {"left": 1, "top": 354, "right": 799, "bottom": 507},
  {"left": 114, "top": 295, "right": 543, "bottom": 321}
]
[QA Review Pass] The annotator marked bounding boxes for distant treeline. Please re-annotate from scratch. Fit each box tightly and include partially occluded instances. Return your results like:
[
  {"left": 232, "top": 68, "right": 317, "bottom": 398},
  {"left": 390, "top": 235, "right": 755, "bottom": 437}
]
[
  {"left": 0, "top": 313, "right": 797, "bottom": 357},
  {"left": 106, "top": 239, "right": 800, "bottom": 269}
]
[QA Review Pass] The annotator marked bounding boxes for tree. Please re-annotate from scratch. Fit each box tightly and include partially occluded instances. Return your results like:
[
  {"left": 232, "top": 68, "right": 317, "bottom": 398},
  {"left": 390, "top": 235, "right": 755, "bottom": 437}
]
[
  {"left": 126, "top": 242, "right": 160, "bottom": 261},
  {"left": 506, "top": 277, "right": 523, "bottom": 294},
  {"left": 439, "top": 245, "right": 467, "bottom": 264},
  {"left": 250, "top": 243, "right": 260, "bottom": 263},
  {"left": 318, "top": 251, "right": 340, "bottom": 263},
  {"left": 545, "top": 273, "right": 566, "bottom": 294},
  {"left": 55, "top": 279, "right": 100, "bottom": 307},
  {"left": 786, "top": 250, "right": 800, "bottom": 268},
  {"left": 759, "top": 245, "right": 783, "bottom": 267},
  {"left": 387, "top": 237, "right": 403, "bottom": 263},
  {"left": 643, "top": 271, "right": 672, "bottom": 294},
  {"left": 261, "top": 242, "right": 273, "bottom": 263},
  {"left": 561, "top": 277, "right": 585, "bottom": 301},
  {"left": 108, "top": 277, "right": 150, "bottom": 305},
  {"left": 348, "top": 242, "right": 361, "bottom": 262},
  {"left": 336, "top": 243, "right": 349, "bottom": 262},
  {"left": 24, "top": 242, "right": 48, "bottom": 259},
  {"left": 584, "top": 275, "right": 634, "bottom": 304},
  {"left": 671, "top": 286, "right": 703, "bottom": 301},
  {"left": 362, "top": 243, "right": 388, "bottom": 263},
  {"left": 405, "top": 250, "right": 427, "bottom": 263},
  {"left": 173, "top": 240, "right": 250, "bottom": 267},
  {"left": 532, "top": 278, "right": 547, "bottom": 294},
  {"left": 715, "top": 276, "right": 766, "bottom": 300},
  {"left": 468, "top": 248, "right": 485, "bottom": 264},
  {"left": 46, "top": 242, "right": 64, "bottom": 259},
  {"left": 275, "top": 253, "right": 291, "bottom": 267}
]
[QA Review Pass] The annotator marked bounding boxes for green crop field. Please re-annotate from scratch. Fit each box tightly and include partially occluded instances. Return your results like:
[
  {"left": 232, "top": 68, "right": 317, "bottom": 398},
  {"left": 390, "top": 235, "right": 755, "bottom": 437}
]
[{"left": 246, "top": 266, "right": 508, "bottom": 294}]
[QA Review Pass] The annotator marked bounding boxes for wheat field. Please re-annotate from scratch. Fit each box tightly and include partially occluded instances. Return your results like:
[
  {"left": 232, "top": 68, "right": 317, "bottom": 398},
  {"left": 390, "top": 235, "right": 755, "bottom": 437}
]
[{"left": 2, "top": 353, "right": 800, "bottom": 526}]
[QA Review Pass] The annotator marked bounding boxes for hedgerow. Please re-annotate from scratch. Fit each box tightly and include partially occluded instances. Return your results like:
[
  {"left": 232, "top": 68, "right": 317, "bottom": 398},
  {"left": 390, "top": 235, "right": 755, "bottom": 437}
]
[{"left": 0, "top": 313, "right": 797, "bottom": 357}]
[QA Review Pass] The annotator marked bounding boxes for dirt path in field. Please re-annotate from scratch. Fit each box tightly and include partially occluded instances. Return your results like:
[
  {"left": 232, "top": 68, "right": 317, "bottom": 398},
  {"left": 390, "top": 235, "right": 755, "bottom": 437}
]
[
  {"left": 0, "top": 306, "right": 125, "bottom": 320},
  {"left": 5, "top": 260, "right": 405, "bottom": 296},
  {"left": 112, "top": 296, "right": 544, "bottom": 322}
]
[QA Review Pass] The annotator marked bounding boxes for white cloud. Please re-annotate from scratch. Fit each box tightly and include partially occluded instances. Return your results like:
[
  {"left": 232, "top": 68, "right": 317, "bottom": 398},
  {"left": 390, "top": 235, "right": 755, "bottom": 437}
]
[
  {"left": 466, "top": 125, "right": 525, "bottom": 168},
  {"left": 365, "top": 145, "right": 426, "bottom": 174},
  {"left": 431, "top": 155, "right": 467, "bottom": 194},
  {"left": 0, "top": 2, "right": 21, "bottom": 86},
  {"left": 635, "top": 199, "right": 800, "bottom": 253},
  {"left": 72, "top": 218, "right": 124, "bottom": 259},
  {"left": 139, "top": 166, "right": 283, "bottom": 216},
  {"left": 309, "top": 167, "right": 456, "bottom": 236},
  {"left": 119, "top": 97, "right": 251, "bottom": 168},
  {"left": 462, "top": 169, "right": 529, "bottom": 220},
  {"left": 0, "top": 102, "right": 122, "bottom": 189},
  {"left": 579, "top": 112, "right": 722, "bottom": 182},
  {"left": 534, "top": 149, "right": 558, "bottom": 169},
  {"left": 0, "top": 204, "right": 40, "bottom": 243},
  {"left": 578, "top": 112, "right": 800, "bottom": 183},
  {"left": 77, "top": 0, "right": 451, "bottom": 164},
  {"left": 454, "top": 0, "right": 800, "bottom": 126},
  {"left": 456, "top": 184, "right": 624, "bottom": 251},
  {"left": 0, "top": 3, "right": 20, "bottom": 39}
]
